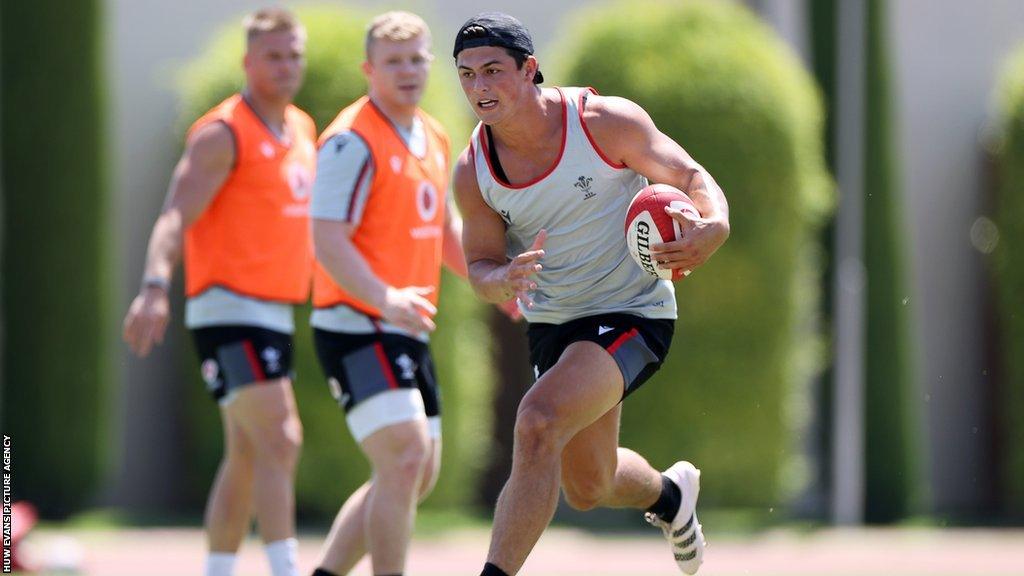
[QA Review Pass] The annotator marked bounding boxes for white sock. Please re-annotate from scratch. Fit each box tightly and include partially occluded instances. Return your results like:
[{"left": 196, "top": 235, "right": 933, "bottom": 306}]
[
  {"left": 205, "top": 552, "right": 237, "bottom": 576},
  {"left": 265, "top": 537, "right": 298, "bottom": 576}
]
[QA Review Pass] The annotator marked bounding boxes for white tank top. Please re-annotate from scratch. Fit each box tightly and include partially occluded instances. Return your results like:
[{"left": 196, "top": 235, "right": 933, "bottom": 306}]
[{"left": 470, "top": 87, "right": 676, "bottom": 324}]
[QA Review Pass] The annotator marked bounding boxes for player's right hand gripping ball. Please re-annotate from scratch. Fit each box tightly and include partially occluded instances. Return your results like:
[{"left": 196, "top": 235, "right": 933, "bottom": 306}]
[{"left": 624, "top": 184, "right": 699, "bottom": 282}]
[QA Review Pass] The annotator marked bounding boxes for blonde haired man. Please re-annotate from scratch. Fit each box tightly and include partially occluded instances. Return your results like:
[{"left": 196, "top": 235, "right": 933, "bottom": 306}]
[
  {"left": 308, "top": 11, "right": 482, "bottom": 576},
  {"left": 123, "top": 8, "right": 314, "bottom": 576}
]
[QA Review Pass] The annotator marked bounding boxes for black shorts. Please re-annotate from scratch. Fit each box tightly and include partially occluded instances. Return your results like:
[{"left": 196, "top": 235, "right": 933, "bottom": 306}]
[
  {"left": 191, "top": 325, "right": 294, "bottom": 402},
  {"left": 527, "top": 313, "right": 674, "bottom": 399},
  {"left": 313, "top": 329, "right": 441, "bottom": 419}
]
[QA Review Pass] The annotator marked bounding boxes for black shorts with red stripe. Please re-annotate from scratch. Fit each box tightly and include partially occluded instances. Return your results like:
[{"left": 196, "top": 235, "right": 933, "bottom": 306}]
[
  {"left": 312, "top": 329, "right": 441, "bottom": 418},
  {"left": 191, "top": 325, "right": 294, "bottom": 402},
  {"left": 527, "top": 313, "right": 675, "bottom": 399}
]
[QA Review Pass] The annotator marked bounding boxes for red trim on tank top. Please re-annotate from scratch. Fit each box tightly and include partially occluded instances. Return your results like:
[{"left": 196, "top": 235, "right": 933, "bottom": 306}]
[
  {"left": 578, "top": 87, "right": 627, "bottom": 170},
  {"left": 481, "top": 87, "right": 568, "bottom": 190}
]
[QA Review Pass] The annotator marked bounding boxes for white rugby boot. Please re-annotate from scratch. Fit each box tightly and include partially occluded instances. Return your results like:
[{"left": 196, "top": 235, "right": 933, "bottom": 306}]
[{"left": 645, "top": 461, "right": 705, "bottom": 574}]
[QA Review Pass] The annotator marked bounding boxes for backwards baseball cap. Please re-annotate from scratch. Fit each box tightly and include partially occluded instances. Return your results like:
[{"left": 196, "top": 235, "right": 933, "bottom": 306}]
[{"left": 453, "top": 12, "right": 544, "bottom": 84}]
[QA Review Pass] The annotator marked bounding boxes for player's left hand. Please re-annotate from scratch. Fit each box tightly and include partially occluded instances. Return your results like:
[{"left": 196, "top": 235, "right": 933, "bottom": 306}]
[
  {"left": 123, "top": 285, "right": 171, "bottom": 358},
  {"left": 650, "top": 207, "right": 729, "bottom": 273}
]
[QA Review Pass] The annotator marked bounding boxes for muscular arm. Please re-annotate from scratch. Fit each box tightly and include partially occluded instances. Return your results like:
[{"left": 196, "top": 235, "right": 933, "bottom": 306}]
[
  {"left": 585, "top": 94, "right": 730, "bottom": 271},
  {"left": 314, "top": 219, "right": 387, "bottom": 310},
  {"left": 145, "top": 122, "right": 234, "bottom": 282},
  {"left": 453, "top": 147, "right": 545, "bottom": 306},
  {"left": 123, "top": 121, "right": 234, "bottom": 356}
]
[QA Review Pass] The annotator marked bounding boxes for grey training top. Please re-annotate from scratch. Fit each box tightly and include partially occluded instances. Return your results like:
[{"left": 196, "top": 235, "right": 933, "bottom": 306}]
[{"left": 469, "top": 87, "right": 676, "bottom": 324}]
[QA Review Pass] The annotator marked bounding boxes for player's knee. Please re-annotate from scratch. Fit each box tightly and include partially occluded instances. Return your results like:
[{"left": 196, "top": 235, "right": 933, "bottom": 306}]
[
  {"left": 255, "top": 417, "right": 303, "bottom": 469},
  {"left": 225, "top": 432, "right": 255, "bottom": 464},
  {"left": 514, "top": 402, "right": 561, "bottom": 454},
  {"left": 417, "top": 454, "right": 440, "bottom": 502},
  {"left": 563, "top": 490, "right": 601, "bottom": 512},
  {"left": 394, "top": 439, "right": 430, "bottom": 481},
  {"left": 281, "top": 419, "right": 304, "bottom": 466},
  {"left": 224, "top": 443, "right": 255, "bottom": 471},
  {"left": 563, "top": 474, "right": 613, "bottom": 511},
  {"left": 375, "top": 429, "right": 431, "bottom": 486}
]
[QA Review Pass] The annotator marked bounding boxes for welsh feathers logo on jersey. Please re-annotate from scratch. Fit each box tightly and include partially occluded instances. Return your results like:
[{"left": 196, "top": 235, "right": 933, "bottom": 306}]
[
  {"left": 575, "top": 175, "right": 596, "bottom": 200},
  {"left": 201, "top": 359, "right": 220, "bottom": 389},
  {"left": 261, "top": 347, "right": 282, "bottom": 374},
  {"left": 395, "top": 353, "right": 417, "bottom": 380},
  {"left": 416, "top": 181, "right": 439, "bottom": 222}
]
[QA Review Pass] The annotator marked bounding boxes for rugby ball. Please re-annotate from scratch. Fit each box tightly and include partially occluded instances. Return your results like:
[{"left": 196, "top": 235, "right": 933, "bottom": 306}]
[{"left": 624, "top": 184, "right": 700, "bottom": 281}]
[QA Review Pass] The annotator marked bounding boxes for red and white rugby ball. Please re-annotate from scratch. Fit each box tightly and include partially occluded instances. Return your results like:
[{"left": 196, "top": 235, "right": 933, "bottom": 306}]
[{"left": 624, "top": 184, "right": 700, "bottom": 281}]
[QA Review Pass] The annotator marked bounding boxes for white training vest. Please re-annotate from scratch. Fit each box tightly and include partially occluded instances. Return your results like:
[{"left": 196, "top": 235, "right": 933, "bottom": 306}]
[{"left": 470, "top": 86, "right": 677, "bottom": 324}]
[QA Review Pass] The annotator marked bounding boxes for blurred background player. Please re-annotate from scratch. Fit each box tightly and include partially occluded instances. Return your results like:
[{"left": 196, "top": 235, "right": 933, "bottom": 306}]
[
  {"left": 307, "top": 12, "right": 465, "bottom": 576},
  {"left": 121, "top": 8, "right": 315, "bottom": 576},
  {"left": 451, "top": 12, "right": 730, "bottom": 576}
]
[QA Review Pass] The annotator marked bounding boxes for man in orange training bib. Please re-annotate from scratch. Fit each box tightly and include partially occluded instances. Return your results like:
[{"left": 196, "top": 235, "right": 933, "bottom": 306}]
[
  {"left": 122, "top": 8, "right": 315, "bottom": 576},
  {"left": 307, "top": 11, "right": 513, "bottom": 576}
]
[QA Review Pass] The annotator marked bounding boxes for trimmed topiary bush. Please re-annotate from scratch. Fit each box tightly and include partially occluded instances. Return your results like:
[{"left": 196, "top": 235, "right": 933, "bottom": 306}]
[
  {"left": 554, "top": 0, "right": 832, "bottom": 507},
  {"left": 176, "top": 5, "right": 491, "bottom": 517}
]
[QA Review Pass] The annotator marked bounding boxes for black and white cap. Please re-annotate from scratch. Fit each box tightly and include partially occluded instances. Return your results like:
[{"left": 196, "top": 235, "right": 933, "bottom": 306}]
[{"left": 453, "top": 12, "right": 544, "bottom": 84}]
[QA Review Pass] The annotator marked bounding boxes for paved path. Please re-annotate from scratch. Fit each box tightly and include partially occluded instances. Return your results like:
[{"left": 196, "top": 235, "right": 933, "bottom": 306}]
[{"left": 20, "top": 525, "right": 1024, "bottom": 575}]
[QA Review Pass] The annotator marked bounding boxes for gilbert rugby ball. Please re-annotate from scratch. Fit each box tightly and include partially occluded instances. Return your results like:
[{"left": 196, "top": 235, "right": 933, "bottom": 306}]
[{"left": 624, "top": 184, "right": 699, "bottom": 281}]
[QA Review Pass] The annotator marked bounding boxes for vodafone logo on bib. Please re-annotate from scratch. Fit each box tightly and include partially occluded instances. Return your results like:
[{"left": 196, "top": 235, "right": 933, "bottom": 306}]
[
  {"left": 281, "top": 160, "right": 313, "bottom": 218},
  {"left": 416, "top": 181, "right": 439, "bottom": 222},
  {"left": 410, "top": 181, "right": 442, "bottom": 239},
  {"left": 286, "top": 162, "right": 313, "bottom": 201}
]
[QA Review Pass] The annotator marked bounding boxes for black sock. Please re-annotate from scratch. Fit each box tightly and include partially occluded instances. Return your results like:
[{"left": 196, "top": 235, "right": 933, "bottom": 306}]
[
  {"left": 311, "top": 569, "right": 340, "bottom": 576},
  {"left": 646, "top": 474, "right": 682, "bottom": 523},
  {"left": 481, "top": 562, "right": 510, "bottom": 576}
]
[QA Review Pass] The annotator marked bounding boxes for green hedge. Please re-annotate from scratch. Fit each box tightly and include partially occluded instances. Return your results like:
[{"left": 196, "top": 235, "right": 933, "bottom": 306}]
[
  {"left": 176, "top": 6, "right": 492, "bottom": 517},
  {"left": 1, "top": 1, "right": 110, "bottom": 517},
  {"left": 555, "top": 0, "right": 832, "bottom": 507},
  {"left": 993, "top": 43, "right": 1024, "bottom": 516}
]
